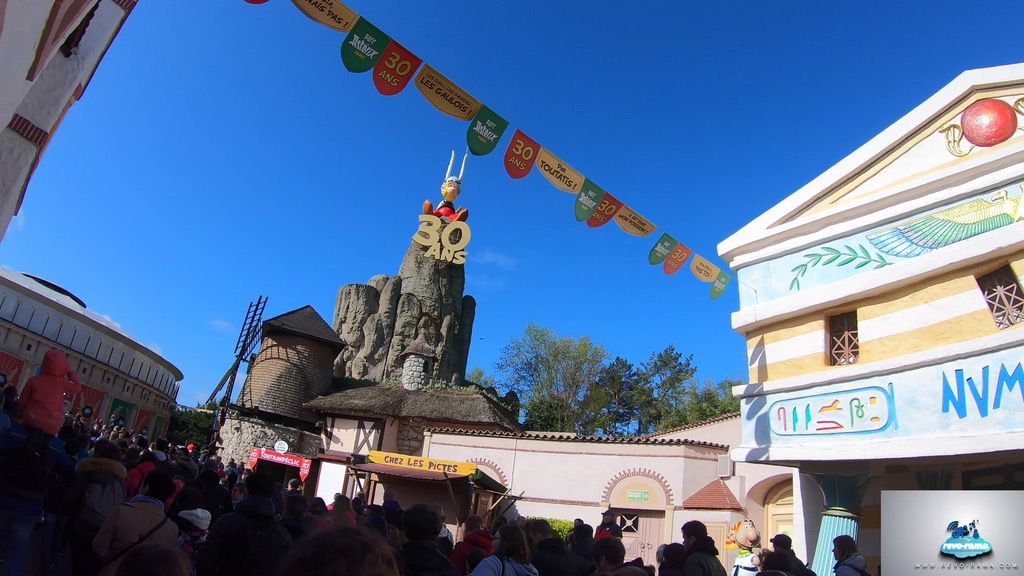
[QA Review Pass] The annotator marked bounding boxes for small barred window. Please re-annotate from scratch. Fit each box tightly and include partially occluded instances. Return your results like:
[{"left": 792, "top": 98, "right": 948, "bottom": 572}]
[
  {"left": 977, "top": 266, "right": 1024, "bottom": 329},
  {"left": 828, "top": 311, "right": 859, "bottom": 366}
]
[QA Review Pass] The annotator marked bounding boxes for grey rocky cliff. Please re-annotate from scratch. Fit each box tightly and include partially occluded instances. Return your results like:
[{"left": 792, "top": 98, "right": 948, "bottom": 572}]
[{"left": 333, "top": 242, "right": 475, "bottom": 386}]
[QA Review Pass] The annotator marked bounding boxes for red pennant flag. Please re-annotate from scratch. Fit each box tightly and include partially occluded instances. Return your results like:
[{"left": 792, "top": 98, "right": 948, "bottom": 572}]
[
  {"left": 373, "top": 41, "right": 421, "bottom": 96},
  {"left": 663, "top": 242, "right": 693, "bottom": 275},
  {"left": 504, "top": 129, "right": 539, "bottom": 179},
  {"left": 587, "top": 193, "right": 623, "bottom": 228}
]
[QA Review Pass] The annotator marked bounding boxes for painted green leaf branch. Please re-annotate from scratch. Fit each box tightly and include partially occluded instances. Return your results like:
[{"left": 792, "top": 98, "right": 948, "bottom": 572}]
[{"left": 789, "top": 243, "right": 891, "bottom": 291}]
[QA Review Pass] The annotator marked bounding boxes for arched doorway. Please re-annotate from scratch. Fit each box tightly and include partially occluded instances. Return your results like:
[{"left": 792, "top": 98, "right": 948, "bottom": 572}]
[
  {"left": 764, "top": 482, "right": 794, "bottom": 545},
  {"left": 604, "top": 470, "right": 673, "bottom": 566}
]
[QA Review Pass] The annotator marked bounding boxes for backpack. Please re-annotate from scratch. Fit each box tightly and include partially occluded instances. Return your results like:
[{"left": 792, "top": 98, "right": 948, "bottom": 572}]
[
  {"left": 236, "top": 512, "right": 291, "bottom": 576},
  {"left": 2, "top": 427, "right": 53, "bottom": 497},
  {"left": 79, "top": 479, "right": 125, "bottom": 529}
]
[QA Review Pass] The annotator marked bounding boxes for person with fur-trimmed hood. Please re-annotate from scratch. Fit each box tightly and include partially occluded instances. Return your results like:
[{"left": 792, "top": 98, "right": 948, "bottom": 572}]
[{"left": 68, "top": 442, "right": 127, "bottom": 576}]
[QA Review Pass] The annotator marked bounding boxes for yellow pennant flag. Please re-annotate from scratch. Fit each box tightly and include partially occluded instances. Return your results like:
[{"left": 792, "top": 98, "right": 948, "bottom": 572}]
[
  {"left": 614, "top": 205, "right": 657, "bottom": 237},
  {"left": 291, "top": 0, "right": 358, "bottom": 32},
  {"left": 415, "top": 65, "right": 480, "bottom": 120},
  {"left": 690, "top": 255, "right": 720, "bottom": 283},
  {"left": 534, "top": 149, "right": 583, "bottom": 194}
]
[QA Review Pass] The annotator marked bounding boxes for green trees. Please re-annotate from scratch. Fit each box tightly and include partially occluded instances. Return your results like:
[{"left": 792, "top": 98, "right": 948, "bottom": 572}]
[
  {"left": 495, "top": 323, "right": 738, "bottom": 435},
  {"left": 167, "top": 406, "right": 213, "bottom": 447},
  {"left": 495, "top": 324, "right": 608, "bottom": 434}
]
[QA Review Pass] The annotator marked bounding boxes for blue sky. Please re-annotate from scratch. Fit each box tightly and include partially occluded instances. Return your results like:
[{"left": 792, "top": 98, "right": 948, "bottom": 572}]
[{"left": 2, "top": 1, "right": 1022, "bottom": 406}]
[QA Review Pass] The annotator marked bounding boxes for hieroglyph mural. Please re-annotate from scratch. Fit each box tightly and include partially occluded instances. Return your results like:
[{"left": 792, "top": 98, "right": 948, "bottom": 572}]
[
  {"left": 742, "top": 344, "right": 1024, "bottom": 452},
  {"left": 739, "top": 181, "right": 1024, "bottom": 306}
]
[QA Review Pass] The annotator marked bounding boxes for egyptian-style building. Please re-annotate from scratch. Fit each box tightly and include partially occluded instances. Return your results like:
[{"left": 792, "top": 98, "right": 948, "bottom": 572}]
[
  {"left": 0, "top": 0, "right": 136, "bottom": 241},
  {"left": 719, "top": 62, "right": 1024, "bottom": 575}
]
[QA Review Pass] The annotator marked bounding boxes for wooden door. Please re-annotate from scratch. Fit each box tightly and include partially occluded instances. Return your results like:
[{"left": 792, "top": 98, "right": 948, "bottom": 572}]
[
  {"left": 765, "top": 483, "right": 795, "bottom": 550},
  {"left": 619, "top": 511, "right": 664, "bottom": 567}
]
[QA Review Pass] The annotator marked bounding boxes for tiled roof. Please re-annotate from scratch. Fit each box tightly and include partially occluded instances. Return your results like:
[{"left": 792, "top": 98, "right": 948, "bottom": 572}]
[
  {"left": 682, "top": 479, "right": 742, "bottom": 510},
  {"left": 645, "top": 412, "right": 741, "bottom": 438},
  {"left": 425, "top": 427, "right": 729, "bottom": 449},
  {"left": 263, "top": 305, "right": 344, "bottom": 350}
]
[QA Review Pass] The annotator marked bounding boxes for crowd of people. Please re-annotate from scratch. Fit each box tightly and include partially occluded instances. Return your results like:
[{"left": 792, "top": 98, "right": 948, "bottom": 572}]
[{"left": 0, "top": 351, "right": 871, "bottom": 576}]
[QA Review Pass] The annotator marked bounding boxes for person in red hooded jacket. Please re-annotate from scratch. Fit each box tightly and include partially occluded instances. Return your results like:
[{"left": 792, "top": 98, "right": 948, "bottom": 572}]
[
  {"left": 18, "top": 349, "right": 82, "bottom": 435},
  {"left": 452, "top": 515, "right": 493, "bottom": 574}
]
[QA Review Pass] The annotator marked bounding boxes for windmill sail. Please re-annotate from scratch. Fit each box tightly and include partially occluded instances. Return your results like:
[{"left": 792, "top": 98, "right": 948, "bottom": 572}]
[{"left": 867, "top": 190, "right": 1023, "bottom": 258}]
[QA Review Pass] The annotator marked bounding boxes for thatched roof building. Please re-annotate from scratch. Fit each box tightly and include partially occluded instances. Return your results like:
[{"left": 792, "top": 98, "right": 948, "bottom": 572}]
[{"left": 305, "top": 384, "right": 520, "bottom": 432}]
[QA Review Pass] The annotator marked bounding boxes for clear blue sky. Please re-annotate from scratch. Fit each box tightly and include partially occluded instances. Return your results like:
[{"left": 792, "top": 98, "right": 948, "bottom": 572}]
[{"left": 2, "top": 1, "right": 1022, "bottom": 406}]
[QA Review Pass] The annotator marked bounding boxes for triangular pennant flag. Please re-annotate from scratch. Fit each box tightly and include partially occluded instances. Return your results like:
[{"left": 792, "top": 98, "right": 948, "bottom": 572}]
[
  {"left": 614, "top": 205, "right": 656, "bottom": 237},
  {"left": 710, "top": 270, "right": 732, "bottom": 299},
  {"left": 341, "top": 18, "right": 389, "bottom": 73},
  {"left": 467, "top": 106, "right": 509, "bottom": 156},
  {"left": 690, "top": 255, "right": 720, "bottom": 283},
  {"left": 664, "top": 243, "right": 693, "bottom": 275},
  {"left": 415, "top": 65, "right": 480, "bottom": 120},
  {"left": 576, "top": 179, "right": 607, "bottom": 222},
  {"left": 373, "top": 40, "right": 421, "bottom": 95},
  {"left": 587, "top": 192, "right": 623, "bottom": 228},
  {"left": 535, "top": 149, "right": 583, "bottom": 194},
  {"left": 504, "top": 130, "right": 539, "bottom": 179},
  {"left": 649, "top": 233, "right": 678, "bottom": 264},
  {"left": 291, "top": 0, "right": 357, "bottom": 31}
]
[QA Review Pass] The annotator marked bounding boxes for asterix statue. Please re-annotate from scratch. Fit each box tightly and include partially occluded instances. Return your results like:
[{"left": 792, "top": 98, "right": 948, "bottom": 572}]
[{"left": 423, "top": 151, "right": 469, "bottom": 224}]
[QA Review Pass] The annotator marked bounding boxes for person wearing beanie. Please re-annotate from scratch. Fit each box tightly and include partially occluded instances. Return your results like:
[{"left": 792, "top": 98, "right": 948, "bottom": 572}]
[
  {"left": 175, "top": 507, "right": 212, "bottom": 567},
  {"left": 17, "top": 350, "right": 82, "bottom": 436}
]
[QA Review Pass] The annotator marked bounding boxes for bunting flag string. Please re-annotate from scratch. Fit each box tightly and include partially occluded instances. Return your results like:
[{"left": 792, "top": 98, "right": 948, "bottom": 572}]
[{"left": 257, "top": 0, "right": 733, "bottom": 298}]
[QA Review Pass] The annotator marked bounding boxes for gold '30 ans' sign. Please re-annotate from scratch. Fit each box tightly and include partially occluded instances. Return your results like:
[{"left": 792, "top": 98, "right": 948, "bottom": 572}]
[{"left": 412, "top": 215, "right": 471, "bottom": 264}]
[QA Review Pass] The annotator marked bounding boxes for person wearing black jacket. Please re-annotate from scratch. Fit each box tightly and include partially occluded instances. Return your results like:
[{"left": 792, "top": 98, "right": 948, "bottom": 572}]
[
  {"left": 196, "top": 472, "right": 291, "bottom": 576},
  {"left": 398, "top": 505, "right": 460, "bottom": 576},
  {"left": 190, "top": 469, "right": 233, "bottom": 524},
  {"left": 525, "top": 519, "right": 580, "bottom": 576}
]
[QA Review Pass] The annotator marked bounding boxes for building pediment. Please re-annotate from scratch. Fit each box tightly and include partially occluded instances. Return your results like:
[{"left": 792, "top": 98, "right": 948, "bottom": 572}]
[{"left": 721, "top": 63, "right": 1024, "bottom": 267}]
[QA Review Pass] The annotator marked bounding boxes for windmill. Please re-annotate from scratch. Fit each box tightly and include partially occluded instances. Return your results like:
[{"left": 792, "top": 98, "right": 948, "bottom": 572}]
[{"left": 206, "top": 296, "right": 267, "bottom": 451}]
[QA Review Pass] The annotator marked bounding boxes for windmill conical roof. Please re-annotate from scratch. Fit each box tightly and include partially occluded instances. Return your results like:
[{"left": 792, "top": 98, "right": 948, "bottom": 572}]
[{"left": 262, "top": 305, "right": 344, "bottom": 350}]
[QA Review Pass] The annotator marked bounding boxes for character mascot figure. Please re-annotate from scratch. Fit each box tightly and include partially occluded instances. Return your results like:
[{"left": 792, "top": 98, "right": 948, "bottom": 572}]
[
  {"left": 730, "top": 519, "right": 761, "bottom": 576},
  {"left": 424, "top": 151, "right": 470, "bottom": 224}
]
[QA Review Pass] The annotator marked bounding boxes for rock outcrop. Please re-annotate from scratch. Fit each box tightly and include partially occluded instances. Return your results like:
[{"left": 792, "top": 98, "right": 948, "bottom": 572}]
[{"left": 333, "top": 242, "right": 475, "bottom": 386}]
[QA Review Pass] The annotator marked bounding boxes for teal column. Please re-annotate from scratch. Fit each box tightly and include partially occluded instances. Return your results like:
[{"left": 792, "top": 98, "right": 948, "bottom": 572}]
[{"left": 809, "top": 474, "right": 871, "bottom": 576}]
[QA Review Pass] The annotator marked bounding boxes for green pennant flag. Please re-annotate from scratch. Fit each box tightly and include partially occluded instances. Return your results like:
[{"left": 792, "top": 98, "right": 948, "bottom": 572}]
[
  {"left": 341, "top": 18, "right": 390, "bottom": 73},
  {"left": 467, "top": 106, "right": 509, "bottom": 156},
  {"left": 710, "top": 270, "right": 733, "bottom": 299},
  {"left": 575, "top": 179, "right": 607, "bottom": 222},
  {"left": 648, "top": 233, "right": 678, "bottom": 264}
]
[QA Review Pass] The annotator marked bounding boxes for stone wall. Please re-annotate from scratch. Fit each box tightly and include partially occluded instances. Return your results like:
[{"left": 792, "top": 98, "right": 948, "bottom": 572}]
[
  {"left": 219, "top": 411, "right": 321, "bottom": 467},
  {"left": 334, "top": 243, "right": 475, "bottom": 386}
]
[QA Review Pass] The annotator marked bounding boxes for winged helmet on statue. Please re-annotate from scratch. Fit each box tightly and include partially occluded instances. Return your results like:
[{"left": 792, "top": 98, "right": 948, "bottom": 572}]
[{"left": 866, "top": 184, "right": 1024, "bottom": 258}]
